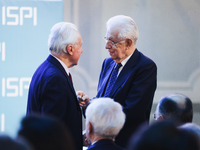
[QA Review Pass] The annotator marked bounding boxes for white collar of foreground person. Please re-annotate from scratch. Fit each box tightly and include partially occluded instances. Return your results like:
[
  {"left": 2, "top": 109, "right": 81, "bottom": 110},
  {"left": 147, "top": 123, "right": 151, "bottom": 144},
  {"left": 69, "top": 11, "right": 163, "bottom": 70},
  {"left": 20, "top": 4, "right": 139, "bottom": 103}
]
[
  {"left": 51, "top": 54, "right": 70, "bottom": 76},
  {"left": 83, "top": 146, "right": 87, "bottom": 150}
]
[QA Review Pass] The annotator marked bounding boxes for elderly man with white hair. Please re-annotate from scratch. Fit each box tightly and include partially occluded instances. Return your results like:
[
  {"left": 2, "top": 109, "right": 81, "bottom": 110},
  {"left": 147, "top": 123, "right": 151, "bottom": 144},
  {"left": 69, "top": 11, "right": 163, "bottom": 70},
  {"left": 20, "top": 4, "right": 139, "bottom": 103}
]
[
  {"left": 85, "top": 98, "right": 125, "bottom": 150},
  {"left": 95, "top": 15, "right": 157, "bottom": 147},
  {"left": 78, "top": 15, "right": 157, "bottom": 147},
  {"left": 27, "top": 22, "right": 88, "bottom": 150}
]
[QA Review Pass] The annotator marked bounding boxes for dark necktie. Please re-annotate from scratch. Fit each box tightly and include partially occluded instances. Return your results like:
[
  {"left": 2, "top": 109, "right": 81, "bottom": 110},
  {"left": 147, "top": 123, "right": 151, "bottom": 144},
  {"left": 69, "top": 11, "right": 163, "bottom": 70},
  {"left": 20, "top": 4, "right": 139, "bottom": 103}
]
[
  {"left": 104, "top": 63, "right": 122, "bottom": 97},
  {"left": 68, "top": 73, "right": 73, "bottom": 84}
]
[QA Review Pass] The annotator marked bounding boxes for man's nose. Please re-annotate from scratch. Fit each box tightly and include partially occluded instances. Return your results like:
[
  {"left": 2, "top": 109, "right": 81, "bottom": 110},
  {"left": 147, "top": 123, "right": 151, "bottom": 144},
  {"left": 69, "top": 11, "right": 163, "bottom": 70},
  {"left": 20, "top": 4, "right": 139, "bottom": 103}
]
[{"left": 105, "top": 42, "right": 112, "bottom": 49}]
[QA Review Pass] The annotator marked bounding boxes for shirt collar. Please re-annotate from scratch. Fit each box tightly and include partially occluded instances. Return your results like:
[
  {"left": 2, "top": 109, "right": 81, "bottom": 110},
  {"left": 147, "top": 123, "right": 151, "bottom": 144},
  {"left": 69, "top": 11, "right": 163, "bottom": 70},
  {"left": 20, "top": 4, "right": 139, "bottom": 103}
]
[
  {"left": 51, "top": 54, "right": 70, "bottom": 75},
  {"left": 120, "top": 53, "right": 132, "bottom": 67}
]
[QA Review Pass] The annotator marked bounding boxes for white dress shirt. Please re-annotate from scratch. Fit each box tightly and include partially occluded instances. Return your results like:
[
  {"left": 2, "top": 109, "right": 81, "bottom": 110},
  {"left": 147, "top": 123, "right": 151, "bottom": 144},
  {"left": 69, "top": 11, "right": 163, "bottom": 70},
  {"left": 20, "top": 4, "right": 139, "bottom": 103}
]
[{"left": 51, "top": 54, "right": 70, "bottom": 76}]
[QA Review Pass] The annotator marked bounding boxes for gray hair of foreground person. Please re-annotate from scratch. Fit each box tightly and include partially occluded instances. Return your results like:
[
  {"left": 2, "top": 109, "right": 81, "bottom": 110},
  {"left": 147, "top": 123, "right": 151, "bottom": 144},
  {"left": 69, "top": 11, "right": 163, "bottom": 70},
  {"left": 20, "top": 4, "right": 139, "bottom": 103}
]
[{"left": 85, "top": 98, "right": 125, "bottom": 139}]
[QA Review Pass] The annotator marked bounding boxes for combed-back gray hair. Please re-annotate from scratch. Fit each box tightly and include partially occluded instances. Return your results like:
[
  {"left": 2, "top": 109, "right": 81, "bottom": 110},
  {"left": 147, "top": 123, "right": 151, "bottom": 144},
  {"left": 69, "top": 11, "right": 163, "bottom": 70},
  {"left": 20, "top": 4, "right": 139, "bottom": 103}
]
[
  {"left": 48, "top": 22, "right": 80, "bottom": 55},
  {"left": 85, "top": 97, "right": 125, "bottom": 138},
  {"left": 106, "top": 15, "right": 139, "bottom": 45}
]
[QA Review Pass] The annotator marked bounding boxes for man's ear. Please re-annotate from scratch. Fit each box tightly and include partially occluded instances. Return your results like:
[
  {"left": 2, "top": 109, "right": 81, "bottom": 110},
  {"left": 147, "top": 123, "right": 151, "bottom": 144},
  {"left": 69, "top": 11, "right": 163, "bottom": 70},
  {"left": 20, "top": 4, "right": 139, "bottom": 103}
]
[
  {"left": 157, "top": 115, "right": 164, "bottom": 120},
  {"left": 88, "top": 122, "right": 93, "bottom": 134},
  {"left": 65, "top": 44, "right": 73, "bottom": 55},
  {"left": 126, "top": 39, "right": 133, "bottom": 47}
]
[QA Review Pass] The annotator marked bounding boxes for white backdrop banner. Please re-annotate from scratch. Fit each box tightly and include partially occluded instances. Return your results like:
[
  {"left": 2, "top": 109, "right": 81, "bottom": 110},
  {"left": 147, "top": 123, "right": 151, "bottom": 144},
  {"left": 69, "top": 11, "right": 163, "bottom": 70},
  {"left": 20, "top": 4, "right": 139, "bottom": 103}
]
[{"left": 0, "top": 0, "right": 64, "bottom": 136}]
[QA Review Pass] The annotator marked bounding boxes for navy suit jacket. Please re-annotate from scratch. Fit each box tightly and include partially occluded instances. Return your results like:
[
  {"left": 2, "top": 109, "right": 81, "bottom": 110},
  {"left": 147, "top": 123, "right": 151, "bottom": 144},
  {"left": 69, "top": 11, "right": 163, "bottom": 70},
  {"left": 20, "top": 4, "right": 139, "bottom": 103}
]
[
  {"left": 27, "top": 55, "right": 82, "bottom": 150},
  {"left": 96, "top": 49, "right": 157, "bottom": 147},
  {"left": 87, "top": 139, "right": 124, "bottom": 150}
]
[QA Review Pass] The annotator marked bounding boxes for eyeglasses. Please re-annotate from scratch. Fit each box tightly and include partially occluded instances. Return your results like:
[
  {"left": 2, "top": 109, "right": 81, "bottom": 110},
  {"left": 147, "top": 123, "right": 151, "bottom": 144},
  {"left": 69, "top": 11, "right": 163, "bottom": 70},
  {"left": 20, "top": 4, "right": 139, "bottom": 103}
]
[{"left": 104, "top": 37, "right": 125, "bottom": 47}]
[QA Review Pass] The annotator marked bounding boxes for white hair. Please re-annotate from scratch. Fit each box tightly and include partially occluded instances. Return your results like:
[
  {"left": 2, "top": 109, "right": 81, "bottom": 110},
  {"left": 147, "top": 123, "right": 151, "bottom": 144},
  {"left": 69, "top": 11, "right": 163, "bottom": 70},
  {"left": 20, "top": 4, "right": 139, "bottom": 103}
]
[
  {"left": 48, "top": 22, "right": 80, "bottom": 55},
  {"left": 85, "top": 97, "right": 125, "bottom": 138},
  {"left": 106, "top": 15, "right": 139, "bottom": 45}
]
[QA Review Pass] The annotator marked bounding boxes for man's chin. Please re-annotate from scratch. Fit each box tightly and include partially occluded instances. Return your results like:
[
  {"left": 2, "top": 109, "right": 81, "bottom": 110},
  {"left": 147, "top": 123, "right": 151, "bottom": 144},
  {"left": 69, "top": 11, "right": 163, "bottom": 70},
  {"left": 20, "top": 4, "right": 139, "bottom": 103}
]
[
  {"left": 110, "top": 55, "right": 116, "bottom": 59},
  {"left": 112, "top": 58, "right": 121, "bottom": 63},
  {"left": 69, "top": 63, "right": 77, "bottom": 68}
]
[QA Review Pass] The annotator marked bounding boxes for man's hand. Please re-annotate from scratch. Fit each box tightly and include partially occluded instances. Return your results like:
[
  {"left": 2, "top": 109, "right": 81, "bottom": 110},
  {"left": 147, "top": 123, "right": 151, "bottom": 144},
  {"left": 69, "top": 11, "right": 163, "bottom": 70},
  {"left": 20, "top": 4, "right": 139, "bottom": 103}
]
[{"left": 76, "top": 91, "right": 90, "bottom": 108}]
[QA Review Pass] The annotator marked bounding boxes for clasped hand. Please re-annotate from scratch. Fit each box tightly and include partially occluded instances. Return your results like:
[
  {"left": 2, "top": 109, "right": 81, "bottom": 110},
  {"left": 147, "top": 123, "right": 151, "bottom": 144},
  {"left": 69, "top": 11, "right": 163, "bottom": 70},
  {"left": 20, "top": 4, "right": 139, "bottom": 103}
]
[{"left": 76, "top": 91, "right": 90, "bottom": 108}]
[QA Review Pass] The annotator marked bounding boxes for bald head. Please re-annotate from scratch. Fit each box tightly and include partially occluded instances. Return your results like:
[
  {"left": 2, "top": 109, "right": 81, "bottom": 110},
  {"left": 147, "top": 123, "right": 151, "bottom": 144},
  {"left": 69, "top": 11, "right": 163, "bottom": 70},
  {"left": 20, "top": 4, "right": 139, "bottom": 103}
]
[{"left": 155, "top": 94, "right": 193, "bottom": 125}]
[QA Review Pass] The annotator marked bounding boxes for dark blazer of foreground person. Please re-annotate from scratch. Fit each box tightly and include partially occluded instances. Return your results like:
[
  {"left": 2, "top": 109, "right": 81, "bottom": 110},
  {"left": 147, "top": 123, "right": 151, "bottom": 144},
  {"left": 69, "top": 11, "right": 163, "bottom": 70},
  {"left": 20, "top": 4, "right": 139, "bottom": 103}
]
[
  {"left": 87, "top": 139, "right": 124, "bottom": 150},
  {"left": 27, "top": 22, "right": 84, "bottom": 150},
  {"left": 27, "top": 55, "right": 82, "bottom": 149}
]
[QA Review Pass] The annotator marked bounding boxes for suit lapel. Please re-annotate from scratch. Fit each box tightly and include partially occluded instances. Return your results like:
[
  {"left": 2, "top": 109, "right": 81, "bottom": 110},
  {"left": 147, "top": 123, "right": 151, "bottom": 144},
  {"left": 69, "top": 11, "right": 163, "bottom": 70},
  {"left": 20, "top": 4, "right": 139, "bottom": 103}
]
[
  {"left": 47, "top": 55, "right": 77, "bottom": 98},
  {"left": 109, "top": 49, "right": 140, "bottom": 97},
  {"left": 98, "top": 61, "right": 115, "bottom": 97}
]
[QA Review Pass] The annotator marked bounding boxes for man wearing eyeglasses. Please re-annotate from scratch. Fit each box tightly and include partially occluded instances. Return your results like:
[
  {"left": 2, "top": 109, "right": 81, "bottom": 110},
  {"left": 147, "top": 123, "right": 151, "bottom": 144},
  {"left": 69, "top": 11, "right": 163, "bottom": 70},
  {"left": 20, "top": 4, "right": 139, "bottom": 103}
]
[{"left": 96, "top": 15, "right": 157, "bottom": 147}]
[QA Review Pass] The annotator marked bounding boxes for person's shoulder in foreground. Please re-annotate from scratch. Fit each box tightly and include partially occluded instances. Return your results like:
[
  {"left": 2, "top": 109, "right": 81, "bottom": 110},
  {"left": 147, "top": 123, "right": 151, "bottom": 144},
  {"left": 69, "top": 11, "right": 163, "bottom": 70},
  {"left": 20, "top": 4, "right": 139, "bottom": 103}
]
[
  {"left": 16, "top": 114, "right": 75, "bottom": 150},
  {"left": 128, "top": 120, "right": 200, "bottom": 150}
]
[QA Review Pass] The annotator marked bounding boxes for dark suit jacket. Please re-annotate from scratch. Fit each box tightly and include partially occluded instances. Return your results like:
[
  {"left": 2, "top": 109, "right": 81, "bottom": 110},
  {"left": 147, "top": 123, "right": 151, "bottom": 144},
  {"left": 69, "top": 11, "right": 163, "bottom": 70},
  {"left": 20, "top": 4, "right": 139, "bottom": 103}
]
[
  {"left": 96, "top": 49, "right": 157, "bottom": 147},
  {"left": 27, "top": 55, "right": 82, "bottom": 150},
  {"left": 87, "top": 139, "right": 124, "bottom": 150}
]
